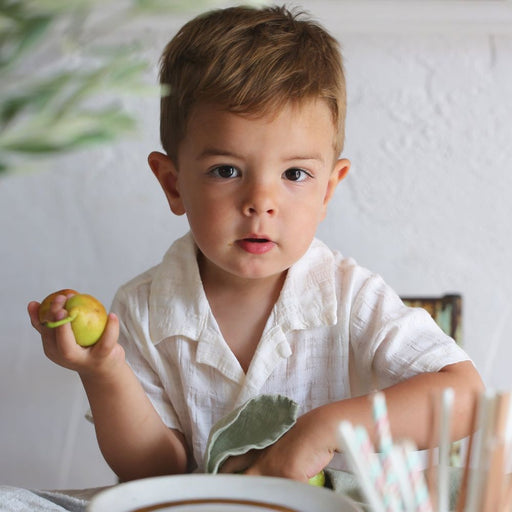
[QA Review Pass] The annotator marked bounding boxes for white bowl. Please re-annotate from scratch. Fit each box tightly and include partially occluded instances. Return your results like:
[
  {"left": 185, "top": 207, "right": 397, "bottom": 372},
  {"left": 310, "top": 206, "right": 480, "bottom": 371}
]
[{"left": 87, "top": 474, "right": 362, "bottom": 512}]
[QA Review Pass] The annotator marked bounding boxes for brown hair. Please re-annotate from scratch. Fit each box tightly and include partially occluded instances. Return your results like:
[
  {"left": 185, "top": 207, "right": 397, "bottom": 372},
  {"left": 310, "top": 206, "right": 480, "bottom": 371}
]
[{"left": 158, "top": 5, "right": 346, "bottom": 162}]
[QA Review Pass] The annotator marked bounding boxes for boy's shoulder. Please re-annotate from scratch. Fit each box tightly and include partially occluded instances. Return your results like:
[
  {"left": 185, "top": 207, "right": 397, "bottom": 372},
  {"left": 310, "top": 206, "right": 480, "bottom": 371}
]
[
  {"left": 113, "top": 232, "right": 197, "bottom": 305},
  {"left": 304, "top": 238, "right": 399, "bottom": 306},
  {"left": 304, "top": 237, "right": 370, "bottom": 279}
]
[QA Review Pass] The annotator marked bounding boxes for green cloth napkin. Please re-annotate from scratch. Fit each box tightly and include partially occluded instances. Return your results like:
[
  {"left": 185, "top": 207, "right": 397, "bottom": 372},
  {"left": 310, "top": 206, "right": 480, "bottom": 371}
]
[{"left": 204, "top": 394, "right": 299, "bottom": 474}]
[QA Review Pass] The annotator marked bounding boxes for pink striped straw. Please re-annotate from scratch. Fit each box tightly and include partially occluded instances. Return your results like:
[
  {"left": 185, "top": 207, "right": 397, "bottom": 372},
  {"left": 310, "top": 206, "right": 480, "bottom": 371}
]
[
  {"left": 372, "top": 392, "right": 402, "bottom": 509},
  {"left": 337, "top": 421, "right": 386, "bottom": 512},
  {"left": 354, "top": 426, "right": 396, "bottom": 511},
  {"left": 402, "top": 440, "right": 434, "bottom": 512},
  {"left": 373, "top": 392, "right": 393, "bottom": 453}
]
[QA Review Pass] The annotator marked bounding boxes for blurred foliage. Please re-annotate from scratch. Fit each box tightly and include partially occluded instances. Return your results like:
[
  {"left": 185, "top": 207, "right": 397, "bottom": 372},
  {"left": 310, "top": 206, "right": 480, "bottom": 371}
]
[{"left": 0, "top": 0, "right": 227, "bottom": 174}]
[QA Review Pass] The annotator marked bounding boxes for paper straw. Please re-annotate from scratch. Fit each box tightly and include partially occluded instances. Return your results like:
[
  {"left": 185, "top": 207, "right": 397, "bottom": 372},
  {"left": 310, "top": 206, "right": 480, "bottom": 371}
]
[
  {"left": 402, "top": 440, "right": 434, "bottom": 512},
  {"left": 465, "top": 390, "right": 496, "bottom": 512},
  {"left": 389, "top": 442, "right": 416, "bottom": 511},
  {"left": 373, "top": 392, "right": 393, "bottom": 454},
  {"left": 425, "top": 391, "right": 439, "bottom": 508},
  {"left": 482, "top": 392, "right": 511, "bottom": 511},
  {"left": 455, "top": 393, "right": 479, "bottom": 512},
  {"left": 500, "top": 394, "right": 512, "bottom": 509},
  {"left": 353, "top": 426, "right": 391, "bottom": 510},
  {"left": 337, "top": 421, "right": 386, "bottom": 512},
  {"left": 371, "top": 392, "right": 403, "bottom": 509},
  {"left": 501, "top": 474, "right": 512, "bottom": 511},
  {"left": 438, "top": 388, "right": 454, "bottom": 512}
]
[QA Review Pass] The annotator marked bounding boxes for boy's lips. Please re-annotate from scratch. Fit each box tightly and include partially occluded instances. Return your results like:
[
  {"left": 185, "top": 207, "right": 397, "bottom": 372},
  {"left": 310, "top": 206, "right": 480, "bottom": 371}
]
[{"left": 236, "top": 236, "right": 276, "bottom": 255}]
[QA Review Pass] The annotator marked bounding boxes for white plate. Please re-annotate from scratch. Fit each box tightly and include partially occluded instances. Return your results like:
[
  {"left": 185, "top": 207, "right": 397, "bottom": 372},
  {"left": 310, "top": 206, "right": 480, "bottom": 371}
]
[{"left": 87, "top": 474, "right": 362, "bottom": 512}]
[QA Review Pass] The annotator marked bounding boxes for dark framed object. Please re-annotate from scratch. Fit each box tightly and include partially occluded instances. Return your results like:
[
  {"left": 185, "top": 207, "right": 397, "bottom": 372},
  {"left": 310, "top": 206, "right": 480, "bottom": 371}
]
[{"left": 401, "top": 294, "right": 462, "bottom": 346}]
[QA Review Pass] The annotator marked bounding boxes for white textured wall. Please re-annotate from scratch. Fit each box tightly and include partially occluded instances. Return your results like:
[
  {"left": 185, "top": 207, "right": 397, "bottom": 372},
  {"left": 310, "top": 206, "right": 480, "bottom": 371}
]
[{"left": 1, "top": 1, "right": 511, "bottom": 490}]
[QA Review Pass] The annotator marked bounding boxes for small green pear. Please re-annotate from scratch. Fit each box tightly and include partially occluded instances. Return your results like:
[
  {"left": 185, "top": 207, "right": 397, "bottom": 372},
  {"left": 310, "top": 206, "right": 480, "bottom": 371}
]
[
  {"left": 308, "top": 470, "right": 326, "bottom": 487},
  {"left": 40, "top": 291, "right": 107, "bottom": 347}
]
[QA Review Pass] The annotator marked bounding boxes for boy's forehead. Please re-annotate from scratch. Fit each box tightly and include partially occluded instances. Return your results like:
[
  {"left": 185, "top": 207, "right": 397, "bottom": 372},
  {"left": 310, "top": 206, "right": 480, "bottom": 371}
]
[
  {"left": 187, "top": 98, "right": 336, "bottom": 130},
  {"left": 180, "top": 99, "right": 339, "bottom": 161}
]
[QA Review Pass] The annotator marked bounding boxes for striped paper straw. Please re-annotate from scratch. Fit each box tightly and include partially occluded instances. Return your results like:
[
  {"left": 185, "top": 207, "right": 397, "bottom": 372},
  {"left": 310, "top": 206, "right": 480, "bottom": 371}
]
[
  {"left": 372, "top": 392, "right": 402, "bottom": 508},
  {"left": 337, "top": 421, "right": 386, "bottom": 512},
  {"left": 402, "top": 440, "right": 434, "bottom": 512},
  {"left": 390, "top": 443, "right": 416, "bottom": 511},
  {"left": 373, "top": 391, "right": 393, "bottom": 453},
  {"left": 354, "top": 426, "right": 393, "bottom": 511}
]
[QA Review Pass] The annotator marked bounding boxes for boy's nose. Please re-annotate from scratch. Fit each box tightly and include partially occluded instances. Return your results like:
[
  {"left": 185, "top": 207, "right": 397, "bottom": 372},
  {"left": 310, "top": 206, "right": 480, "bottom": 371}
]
[{"left": 241, "top": 181, "right": 277, "bottom": 216}]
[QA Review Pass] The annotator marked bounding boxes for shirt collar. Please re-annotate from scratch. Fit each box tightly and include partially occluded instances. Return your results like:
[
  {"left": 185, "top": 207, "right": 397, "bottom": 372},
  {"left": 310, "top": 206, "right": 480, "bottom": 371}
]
[
  {"left": 148, "top": 233, "right": 338, "bottom": 345},
  {"left": 149, "top": 232, "right": 211, "bottom": 344},
  {"left": 276, "top": 238, "right": 338, "bottom": 332}
]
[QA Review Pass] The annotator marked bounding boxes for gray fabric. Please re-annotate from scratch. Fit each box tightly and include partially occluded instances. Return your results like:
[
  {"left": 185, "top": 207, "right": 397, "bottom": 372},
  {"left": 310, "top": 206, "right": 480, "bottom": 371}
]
[{"left": 0, "top": 486, "right": 90, "bottom": 512}]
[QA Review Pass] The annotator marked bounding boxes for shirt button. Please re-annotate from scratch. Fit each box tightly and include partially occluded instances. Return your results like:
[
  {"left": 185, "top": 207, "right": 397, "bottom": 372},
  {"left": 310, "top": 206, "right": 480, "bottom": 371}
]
[{"left": 278, "top": 342, "right": 291, "bottom": 358}]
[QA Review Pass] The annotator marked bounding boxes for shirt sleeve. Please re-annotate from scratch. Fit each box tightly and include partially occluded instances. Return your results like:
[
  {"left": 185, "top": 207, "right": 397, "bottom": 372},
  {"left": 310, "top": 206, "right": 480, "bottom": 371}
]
[
  {"left": 346, "top": 268, "right": 471, "bottom": 393},
  {"left": 111, "top": 282, "right": 183, "bottom": 432}
]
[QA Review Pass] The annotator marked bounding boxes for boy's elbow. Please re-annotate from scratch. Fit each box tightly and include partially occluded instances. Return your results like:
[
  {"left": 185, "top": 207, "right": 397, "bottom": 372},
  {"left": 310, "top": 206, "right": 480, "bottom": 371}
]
[
  {"left": 440, "top": 360, "right": 484, "bottom": 394},
  {"left": 440, "top": 360, "right": 485, "bottom": 439}
]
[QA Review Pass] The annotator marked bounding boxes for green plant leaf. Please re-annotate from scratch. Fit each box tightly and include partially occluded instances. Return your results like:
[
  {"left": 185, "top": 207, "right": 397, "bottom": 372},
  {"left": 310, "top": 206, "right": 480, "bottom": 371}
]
[
  {"left": 0, "top": 15, "right": 53, "bottom": 69},
  {"left": 0, "top": 0, "right": 205, "bottom": 174}
]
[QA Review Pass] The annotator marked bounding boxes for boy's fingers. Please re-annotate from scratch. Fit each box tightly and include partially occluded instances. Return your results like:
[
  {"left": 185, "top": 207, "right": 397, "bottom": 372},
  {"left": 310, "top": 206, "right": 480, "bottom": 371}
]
[
  {"left": 53, "top": 321, "right": 81, "bottom": 359},
  {"left": 221, "top": 451, "right": 259, "bottom": 474},
  {"left": 92, "top": 313, "right": 119, "bottom": 357},
  {"left": 27, "top": 301, "right": 43, "bottom": 331},
  {"left": 49, "top": 295, "right": 67, "bottom": 319}
]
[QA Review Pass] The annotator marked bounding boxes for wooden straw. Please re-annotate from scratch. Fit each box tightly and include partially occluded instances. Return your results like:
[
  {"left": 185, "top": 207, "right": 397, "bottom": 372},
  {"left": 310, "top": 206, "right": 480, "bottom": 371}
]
[
  {"left": 426, "top": 390, "right": 440, "bottom": 508},
  {"left": 501, "top": 474, "right": 512, "bottom": 511}
]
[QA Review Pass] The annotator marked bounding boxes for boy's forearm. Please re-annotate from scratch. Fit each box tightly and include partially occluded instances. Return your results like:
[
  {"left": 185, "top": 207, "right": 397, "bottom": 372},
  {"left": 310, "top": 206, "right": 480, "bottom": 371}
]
[
  {"left": 319, "top": 360, "right": 484, "bottom": 452},
  {"left": 80, "top": 362, "right": 188, "bottom": 481}
]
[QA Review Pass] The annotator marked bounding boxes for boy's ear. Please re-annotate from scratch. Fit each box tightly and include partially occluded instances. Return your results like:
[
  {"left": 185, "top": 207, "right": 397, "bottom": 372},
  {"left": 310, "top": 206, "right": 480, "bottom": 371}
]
[
  {"left": 148, "top": 151, "right": 186, "bottom": 215},
  {"left": 323, "top": 158, "right": 350, "bottom": 207}
]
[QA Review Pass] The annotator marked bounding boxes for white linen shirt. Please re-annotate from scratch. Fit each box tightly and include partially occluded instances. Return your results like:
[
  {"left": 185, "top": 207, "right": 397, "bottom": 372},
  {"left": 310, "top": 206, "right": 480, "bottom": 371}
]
[{"left": 111, "top": 232, "right": 469, "bottom": 471}]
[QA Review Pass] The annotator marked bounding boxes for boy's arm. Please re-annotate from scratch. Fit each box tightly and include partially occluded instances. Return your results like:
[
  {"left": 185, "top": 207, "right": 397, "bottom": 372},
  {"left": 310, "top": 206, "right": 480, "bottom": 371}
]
[
  {"left": 226, "top": 360, "right": 483, "bottom": 482},
  {"left": 28, "top": 297, "right": 188, "bottom": 481},
  {"left": 79, "top": 353, "right": 188, "bottom": 481}
]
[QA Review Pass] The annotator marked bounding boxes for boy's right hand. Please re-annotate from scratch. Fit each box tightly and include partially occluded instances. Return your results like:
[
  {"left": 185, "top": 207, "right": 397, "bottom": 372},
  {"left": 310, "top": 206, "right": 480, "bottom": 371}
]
[{"left": 27, "top": 293, "right": 123, "bottom": 377}]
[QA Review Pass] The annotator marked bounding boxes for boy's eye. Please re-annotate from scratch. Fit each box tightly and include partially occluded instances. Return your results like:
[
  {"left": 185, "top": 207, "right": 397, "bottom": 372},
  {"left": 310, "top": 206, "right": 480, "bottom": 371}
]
[
  {"left": 210, "top": 165, "right": 240, "bottom": 179},
  {"left": 283, "top": 168, "right": 310, "bottom": 182}
]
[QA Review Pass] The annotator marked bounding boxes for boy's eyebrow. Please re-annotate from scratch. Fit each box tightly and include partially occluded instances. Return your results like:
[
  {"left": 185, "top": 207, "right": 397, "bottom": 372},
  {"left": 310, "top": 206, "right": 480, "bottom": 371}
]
[
  {"left": 285, "top": 153, "right": 326, "bottom": 165},
  {"left": 197, "top": 147, "right": 240, "bottom": 160},
  {"left": 197, "top": 147, "right": 326, "bottom": 165}
]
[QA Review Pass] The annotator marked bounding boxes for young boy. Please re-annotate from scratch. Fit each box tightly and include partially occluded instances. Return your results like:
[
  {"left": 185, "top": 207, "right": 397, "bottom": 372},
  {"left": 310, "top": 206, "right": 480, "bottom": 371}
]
[{"left": 28, "top": 5, "right": 483, "bottom": 483}]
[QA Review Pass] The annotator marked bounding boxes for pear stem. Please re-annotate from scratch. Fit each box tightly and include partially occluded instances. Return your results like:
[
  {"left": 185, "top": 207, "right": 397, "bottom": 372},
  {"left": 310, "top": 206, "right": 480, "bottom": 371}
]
[{"left": 45, "top": 310, "right": 78, "bottom": 328}]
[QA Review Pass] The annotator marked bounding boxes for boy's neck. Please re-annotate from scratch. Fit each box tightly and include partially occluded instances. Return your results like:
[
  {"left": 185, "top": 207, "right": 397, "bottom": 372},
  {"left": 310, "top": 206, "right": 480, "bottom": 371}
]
[
  {"left": 198, "top": 252, "right": 287, "bottom": 372},
  {"left": 197, "top": 251, "right": 287, "bottom": 297}
]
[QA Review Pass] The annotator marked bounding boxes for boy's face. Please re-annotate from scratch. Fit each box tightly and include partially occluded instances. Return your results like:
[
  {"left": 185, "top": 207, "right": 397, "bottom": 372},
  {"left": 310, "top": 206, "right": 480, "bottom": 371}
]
[{"left": 149, "top": 99, "right": 349, "bottom": 286}]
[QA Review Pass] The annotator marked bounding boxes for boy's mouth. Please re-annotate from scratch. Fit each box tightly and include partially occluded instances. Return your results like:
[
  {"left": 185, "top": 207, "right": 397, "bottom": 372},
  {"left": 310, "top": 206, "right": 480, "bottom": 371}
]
[
  {"left": 236, "top": 236, "right": 275, "bottom": 254},
  {"left": 245, "top": 237, "right": 270, "bottom": 243}
]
